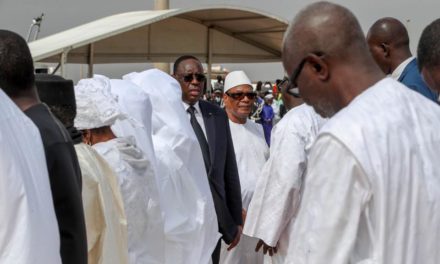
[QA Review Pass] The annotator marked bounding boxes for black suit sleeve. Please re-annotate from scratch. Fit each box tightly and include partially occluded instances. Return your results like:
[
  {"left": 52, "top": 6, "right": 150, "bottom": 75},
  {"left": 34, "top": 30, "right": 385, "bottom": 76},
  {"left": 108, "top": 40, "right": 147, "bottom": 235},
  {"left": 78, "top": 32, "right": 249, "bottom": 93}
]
[
  {"left": 199, "top": 101, "right": 243, "bottom": 244},
  {"left": 46, "top": 142, "right": 88, "bottom": 264},
  {"left": 222, "top": 112, "right": 243, "bottom": 227}
]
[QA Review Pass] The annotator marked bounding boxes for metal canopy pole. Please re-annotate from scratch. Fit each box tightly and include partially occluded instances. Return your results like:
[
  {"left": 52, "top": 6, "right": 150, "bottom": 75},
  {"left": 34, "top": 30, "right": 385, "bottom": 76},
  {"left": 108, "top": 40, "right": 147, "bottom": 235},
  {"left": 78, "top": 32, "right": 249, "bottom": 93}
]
[
  {"left": 207, "top": 26, "right": 213, "bottom": 94},
  {"left": 153, "top": 0, "right": 170, "bottom": 74},
  {"left": 60, "top": 51, "right": 68, "bottom": 77},
  {"left": 87, "top": 43, "right": 95, "bottom": 77}
]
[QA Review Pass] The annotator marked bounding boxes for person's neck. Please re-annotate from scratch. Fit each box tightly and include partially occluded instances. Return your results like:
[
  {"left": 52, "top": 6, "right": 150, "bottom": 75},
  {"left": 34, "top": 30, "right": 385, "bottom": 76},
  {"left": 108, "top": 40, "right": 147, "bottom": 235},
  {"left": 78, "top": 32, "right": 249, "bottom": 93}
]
[
  {"left": 91, "top": 128, "right": 117, "bottom": 145},
  {"left": 334, "top": 64, "right": 385, "bottom": 110},
  {"left": 390, "top": 49, "right": 412, "bottom": 73},
  {"left": 226, "top": 110, "right": 247, "bottom": 124},
  {"left": 11, "top": 90, "right": 40, "bottom": 112}
]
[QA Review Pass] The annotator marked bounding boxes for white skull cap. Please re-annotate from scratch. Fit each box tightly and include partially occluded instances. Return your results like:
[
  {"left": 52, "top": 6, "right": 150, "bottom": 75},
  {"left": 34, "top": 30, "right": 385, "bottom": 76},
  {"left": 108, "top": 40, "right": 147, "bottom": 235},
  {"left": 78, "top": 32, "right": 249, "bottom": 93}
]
[
  {"left": 224, "top": 71, "right": 252, "bottom": 93},
  {"left": 74, "top": 74, "right": 127, "bottom": 130}
]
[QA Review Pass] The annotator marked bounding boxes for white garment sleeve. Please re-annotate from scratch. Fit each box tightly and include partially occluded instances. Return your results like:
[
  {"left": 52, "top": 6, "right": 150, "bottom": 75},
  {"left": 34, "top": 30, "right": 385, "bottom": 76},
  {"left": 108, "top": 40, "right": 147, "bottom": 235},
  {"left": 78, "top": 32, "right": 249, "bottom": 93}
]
[
  {"left": 291, "top": 135, "right": 371, "bottom": 264},
  {"left": 243, "top": 121, "right": 307, "bottom": 246}
]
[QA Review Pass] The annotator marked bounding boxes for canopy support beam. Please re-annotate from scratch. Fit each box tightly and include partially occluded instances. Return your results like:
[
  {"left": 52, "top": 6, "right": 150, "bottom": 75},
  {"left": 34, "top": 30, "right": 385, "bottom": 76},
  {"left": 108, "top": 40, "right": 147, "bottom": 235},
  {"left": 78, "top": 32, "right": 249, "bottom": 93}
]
[
  {"left": 180, "top": 16, "right": 281, "bottom": 58},
  {"left": 212, "top": 25, "right": 281, "bottom": 57},
  {"left": 200, "top": 16, "right": 265, "bottom": 23},
  {"left": 153, "top": 0, "right": 170, "bottom": 73},
  {"left": 60, "top": 50, "right": 68, "bottom": 77},
  {"left": 87, "top": 43, "right": 94, "bottom": 77},
  {"left": 207, "top": 26, "right": 213, "bottom": 94}
]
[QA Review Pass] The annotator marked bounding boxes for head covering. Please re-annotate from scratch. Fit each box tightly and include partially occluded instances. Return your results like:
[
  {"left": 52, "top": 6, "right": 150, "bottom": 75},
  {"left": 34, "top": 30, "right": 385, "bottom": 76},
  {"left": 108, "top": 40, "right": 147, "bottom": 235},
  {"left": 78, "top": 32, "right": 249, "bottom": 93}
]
[
  {"left": 213, "top": 88, "right": 223, "bottom": 94},
  {"left": 109, "top": 79, "right": 154, "bottom": 156},
  {"left": 123, "top": 69, "right": 220, "bottom": 264},
  {"left": 74, "top": 75, "right": 127, "bottom": 130},
  {"left": 35, "top": 74, "right": 76, "bottom": 108},
  {"left": 224, "top": 70, "right": 252, "bottom": 93},
  {"left": 264, "top": 93, "right": 274, "bottom": 100}
]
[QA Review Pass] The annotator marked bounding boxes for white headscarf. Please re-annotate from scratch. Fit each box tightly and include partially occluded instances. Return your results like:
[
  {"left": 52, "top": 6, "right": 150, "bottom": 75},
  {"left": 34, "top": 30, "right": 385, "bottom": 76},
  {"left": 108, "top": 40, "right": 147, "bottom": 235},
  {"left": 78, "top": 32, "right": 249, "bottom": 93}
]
[
  {"left": 74, "top": 75, "right": 127, "bottom": 130},
  {"left": 123, "top": 69, "right": 220, "bottom": 264},
  {"left": 109, "top": 79, "right": 153, "bottom": 156}
]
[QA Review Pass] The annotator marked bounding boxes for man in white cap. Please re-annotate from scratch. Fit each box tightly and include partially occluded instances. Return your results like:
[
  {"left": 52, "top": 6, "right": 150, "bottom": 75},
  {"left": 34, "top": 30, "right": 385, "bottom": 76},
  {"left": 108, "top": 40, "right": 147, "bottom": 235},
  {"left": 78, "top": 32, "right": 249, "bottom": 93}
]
[
  {"left": 0, "top": 87, "right": 61, "bottom": 264},
  {"left": 261, "top": 93, "right": 275, "bottom": 145},
  {"left": 219, "top": 71, "right": 269, "bottom": 264},
  {"left": 75, "top": 75, "right": 165, "bottom": 264}
]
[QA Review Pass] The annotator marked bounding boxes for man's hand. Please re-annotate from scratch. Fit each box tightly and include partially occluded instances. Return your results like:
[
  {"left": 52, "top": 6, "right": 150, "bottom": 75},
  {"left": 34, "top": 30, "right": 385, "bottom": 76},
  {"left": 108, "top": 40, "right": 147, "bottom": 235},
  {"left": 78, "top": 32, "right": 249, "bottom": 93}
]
[
  {"left": 227, "top": 225, "right": 243, "bottom": 251},
  {"left": 255, "top": 239, "right": 278, "bottom": 256},
  {"left": 242, "top": 208, "right": 247, "bottom": 224}
]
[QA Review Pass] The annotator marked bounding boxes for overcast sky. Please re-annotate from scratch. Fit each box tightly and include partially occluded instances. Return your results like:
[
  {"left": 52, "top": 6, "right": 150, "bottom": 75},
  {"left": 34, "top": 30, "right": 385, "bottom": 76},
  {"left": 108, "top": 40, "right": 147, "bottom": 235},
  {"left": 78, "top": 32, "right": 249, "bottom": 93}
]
[{"left": 1, "top": 0, "right": 439, "bottom": 82}]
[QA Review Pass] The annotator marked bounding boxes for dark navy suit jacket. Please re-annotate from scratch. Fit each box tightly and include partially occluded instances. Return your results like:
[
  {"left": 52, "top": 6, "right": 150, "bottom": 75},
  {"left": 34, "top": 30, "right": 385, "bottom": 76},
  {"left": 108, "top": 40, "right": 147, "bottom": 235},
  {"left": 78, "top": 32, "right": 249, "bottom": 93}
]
[
  {"left": 398, "top": 58, "right": 439, "bottom": 102},
  {"left": 199, "top": 100, "right": 243, "bottom": 244}
]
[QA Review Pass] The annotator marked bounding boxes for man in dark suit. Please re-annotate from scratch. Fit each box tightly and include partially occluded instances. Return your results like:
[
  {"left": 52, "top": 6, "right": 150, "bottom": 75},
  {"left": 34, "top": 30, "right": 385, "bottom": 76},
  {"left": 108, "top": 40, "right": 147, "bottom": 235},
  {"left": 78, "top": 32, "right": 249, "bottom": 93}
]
[
  {"left": 367, "top": 17, "right": 439, "bottom": 102},
  {"left": 173, "top": 55, "right": 243, "bottom": 264}
]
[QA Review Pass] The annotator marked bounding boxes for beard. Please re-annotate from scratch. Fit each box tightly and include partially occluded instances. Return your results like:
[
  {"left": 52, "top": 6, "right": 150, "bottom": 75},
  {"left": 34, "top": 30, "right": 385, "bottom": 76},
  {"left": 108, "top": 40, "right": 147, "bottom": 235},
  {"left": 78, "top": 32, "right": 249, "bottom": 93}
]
[{"left": 310, "top": 98, "right": 338, "bottom": 118}]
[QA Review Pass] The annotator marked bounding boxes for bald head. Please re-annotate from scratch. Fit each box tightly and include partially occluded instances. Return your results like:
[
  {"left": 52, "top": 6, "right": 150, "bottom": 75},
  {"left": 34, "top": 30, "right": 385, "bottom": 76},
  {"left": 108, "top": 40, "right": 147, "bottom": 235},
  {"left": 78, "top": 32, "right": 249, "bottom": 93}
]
[
  {"left": 367, "top": 17, "right": 412, "bottom": 73},
  {"left": 368, "top": 18, "right": 409, "bottom": 48},
  {"left": 283, "top": 1, "right": 369, "bottom": 67},
  {"left": 282, "top": 2, "right": 382, "bottom": 118}
]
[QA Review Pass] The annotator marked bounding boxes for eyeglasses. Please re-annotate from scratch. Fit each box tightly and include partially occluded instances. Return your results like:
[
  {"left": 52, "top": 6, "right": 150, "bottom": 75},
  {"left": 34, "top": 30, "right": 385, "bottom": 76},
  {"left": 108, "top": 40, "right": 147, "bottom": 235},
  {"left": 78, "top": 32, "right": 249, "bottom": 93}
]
[
  {"left": 288, "top": 58, "right": 308, "bottom": 90},
  {"left": 279, "top": 77, "right": 301, "bottom": 98},
  {"left": 226, "top": 92, "right": 257, "bottom": 100},
  {"left": 181, "top": 73, "right": 206, "bottom": 83},
  {"left": 287, "top": 51, "right": 325, "bottom": 97},
  {"left": 287, "top": 87, "right": 301, "bottom": 98}
]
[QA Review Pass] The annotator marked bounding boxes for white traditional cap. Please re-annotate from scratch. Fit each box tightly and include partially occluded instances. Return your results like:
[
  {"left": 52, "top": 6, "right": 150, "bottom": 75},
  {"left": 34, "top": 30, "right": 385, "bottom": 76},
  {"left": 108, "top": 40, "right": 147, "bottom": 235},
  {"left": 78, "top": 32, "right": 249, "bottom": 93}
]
[
  {"left": 74, "top": 74, "right": 127, "bottom": 130},
  {"left": 264, "top": 93, "right": 274, "bottom": 100},
  {"left": 224, "top": 70, "right": 252, "bottom": 93}
]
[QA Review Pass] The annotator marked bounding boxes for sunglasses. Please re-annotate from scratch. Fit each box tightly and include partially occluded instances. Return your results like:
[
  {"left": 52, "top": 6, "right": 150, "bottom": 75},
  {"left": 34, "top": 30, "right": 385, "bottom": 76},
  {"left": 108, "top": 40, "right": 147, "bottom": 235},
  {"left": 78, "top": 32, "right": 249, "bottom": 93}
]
[
  {"left": 181, "top": 73, "right": 206, "bottom": 83},
  {"left": 226, "top": 92, "right": 257, "bottom": 100}
]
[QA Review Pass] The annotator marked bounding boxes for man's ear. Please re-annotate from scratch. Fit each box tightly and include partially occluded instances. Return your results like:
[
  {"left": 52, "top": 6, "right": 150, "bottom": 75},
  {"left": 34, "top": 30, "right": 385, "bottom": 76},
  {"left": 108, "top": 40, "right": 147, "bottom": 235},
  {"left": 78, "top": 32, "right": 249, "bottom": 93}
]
[
  {"left": 307, "top": 54, "right": 329, "bottom": 81},
  {"left": 381, "top": 42, "right": 390, "bottom": 57}
]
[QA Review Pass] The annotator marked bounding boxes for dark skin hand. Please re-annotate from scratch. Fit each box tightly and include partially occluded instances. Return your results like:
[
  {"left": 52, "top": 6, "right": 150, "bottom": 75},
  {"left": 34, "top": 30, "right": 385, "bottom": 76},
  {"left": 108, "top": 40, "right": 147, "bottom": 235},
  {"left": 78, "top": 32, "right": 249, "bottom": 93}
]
[
  {"left": 255, "top": 239, "right": 278, "bottom": 256},
  {"left": 227, "top": 225, "right": 243, "bottom": 251},
  {"left": 242, "top": 208, "right": 247, "bottom": 224}
]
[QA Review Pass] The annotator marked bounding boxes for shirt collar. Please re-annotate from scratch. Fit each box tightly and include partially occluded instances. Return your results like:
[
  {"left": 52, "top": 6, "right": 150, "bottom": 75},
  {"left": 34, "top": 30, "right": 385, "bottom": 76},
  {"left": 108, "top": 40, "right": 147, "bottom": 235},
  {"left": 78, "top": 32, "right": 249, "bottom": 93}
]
[
  {"left": 391, "top": 56, "right": 415, "bottom": 80},
  {"left": 182, "top": 100, "right": 202, "bottom": 114}
]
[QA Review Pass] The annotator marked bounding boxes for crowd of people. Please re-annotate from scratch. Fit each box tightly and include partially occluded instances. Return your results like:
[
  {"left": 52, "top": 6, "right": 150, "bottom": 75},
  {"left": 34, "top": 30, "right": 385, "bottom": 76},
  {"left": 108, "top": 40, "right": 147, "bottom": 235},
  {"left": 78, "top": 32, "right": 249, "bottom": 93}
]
[{"left": 1, "top": 1, "right": 440, "bottom": 264}]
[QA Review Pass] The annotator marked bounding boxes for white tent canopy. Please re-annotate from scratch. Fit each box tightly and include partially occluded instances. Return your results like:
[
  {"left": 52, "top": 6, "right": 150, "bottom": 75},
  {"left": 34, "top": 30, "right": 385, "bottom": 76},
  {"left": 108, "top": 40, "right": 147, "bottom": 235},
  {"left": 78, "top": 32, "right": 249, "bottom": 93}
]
[{"left": 29, "top": 5, "right": 288, "bottom": 75}]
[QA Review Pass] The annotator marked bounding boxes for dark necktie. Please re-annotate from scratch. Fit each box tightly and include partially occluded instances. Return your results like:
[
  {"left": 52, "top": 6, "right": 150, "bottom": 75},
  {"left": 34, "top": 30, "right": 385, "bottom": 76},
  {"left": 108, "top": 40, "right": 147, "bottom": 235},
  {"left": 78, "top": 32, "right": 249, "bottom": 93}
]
[{"left": 187, "top": 105, "right": 211, "bottom": 172}]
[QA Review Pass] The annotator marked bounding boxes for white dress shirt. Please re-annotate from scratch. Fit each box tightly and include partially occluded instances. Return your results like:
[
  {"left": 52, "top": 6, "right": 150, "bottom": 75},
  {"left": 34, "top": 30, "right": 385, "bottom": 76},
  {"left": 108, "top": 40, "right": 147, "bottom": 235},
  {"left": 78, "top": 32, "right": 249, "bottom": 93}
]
[
  {"left": 182, "top": 100, "right": 208, "bottom": 138},
  {"left": 390, "top": 56, "right": 414, "bottom": 80}
]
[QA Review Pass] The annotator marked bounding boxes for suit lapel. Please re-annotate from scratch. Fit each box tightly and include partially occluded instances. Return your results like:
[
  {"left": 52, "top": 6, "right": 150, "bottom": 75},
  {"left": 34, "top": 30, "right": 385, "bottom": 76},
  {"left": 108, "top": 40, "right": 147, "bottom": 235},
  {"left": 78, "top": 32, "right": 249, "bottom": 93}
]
[{"left": 199, "top": 101, "right": 216, "bottom": 162}]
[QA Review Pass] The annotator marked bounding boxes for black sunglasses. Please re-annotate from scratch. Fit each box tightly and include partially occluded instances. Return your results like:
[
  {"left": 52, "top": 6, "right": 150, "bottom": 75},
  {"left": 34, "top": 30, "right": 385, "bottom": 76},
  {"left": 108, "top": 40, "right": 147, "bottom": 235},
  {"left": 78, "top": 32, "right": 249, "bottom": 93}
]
[
  {"left": 182, "top": 73, "right": 206, "bottom": 83},
  {"left": 226, "top": 92, "right": 257, "bottom": 100}
]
